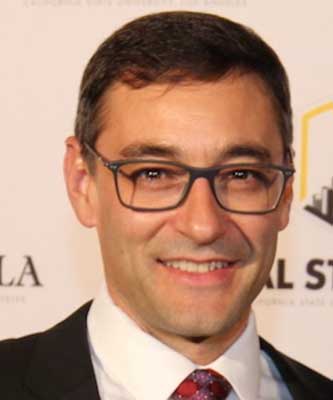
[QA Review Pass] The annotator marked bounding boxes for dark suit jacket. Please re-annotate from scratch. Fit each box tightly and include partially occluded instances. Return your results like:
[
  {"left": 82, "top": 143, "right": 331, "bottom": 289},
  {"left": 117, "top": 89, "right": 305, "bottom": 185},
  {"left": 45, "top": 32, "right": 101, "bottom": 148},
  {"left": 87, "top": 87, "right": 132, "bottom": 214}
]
[{"left": 0, "top": 302, "right": 331, "bottom": 400}]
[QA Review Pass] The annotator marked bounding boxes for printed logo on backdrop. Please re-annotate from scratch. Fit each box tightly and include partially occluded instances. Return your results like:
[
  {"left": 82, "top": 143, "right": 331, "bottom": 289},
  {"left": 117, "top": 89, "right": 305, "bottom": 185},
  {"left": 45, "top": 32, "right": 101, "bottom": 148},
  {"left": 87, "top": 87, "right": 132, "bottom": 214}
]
[
  {"left": 0, "top": 255, "right": 42, "bottom": 304},
  {"left": 256, "top": 100, "right": 333, "bottom": 309},
  {"left": 299, "top": 102, "right": 333, "bottom": 225}
]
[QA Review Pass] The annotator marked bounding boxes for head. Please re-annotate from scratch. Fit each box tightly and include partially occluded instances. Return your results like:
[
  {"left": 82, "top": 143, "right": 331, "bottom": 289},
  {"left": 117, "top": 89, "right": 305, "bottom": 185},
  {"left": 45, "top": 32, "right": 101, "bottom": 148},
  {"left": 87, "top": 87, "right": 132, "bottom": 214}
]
[
  {"left": 75, "top": 11, "right": 292, "bottom": 166},
  {"left": 65, "top": 11, "right": 294, "bottom": 356}
]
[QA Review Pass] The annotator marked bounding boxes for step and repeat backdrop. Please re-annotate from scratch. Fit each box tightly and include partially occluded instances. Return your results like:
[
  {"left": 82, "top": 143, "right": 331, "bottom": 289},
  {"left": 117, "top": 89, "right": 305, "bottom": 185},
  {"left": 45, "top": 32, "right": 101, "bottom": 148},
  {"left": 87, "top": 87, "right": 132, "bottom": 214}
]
[{"left": 1, "top": 0, "right": 332, "bottom": 378}]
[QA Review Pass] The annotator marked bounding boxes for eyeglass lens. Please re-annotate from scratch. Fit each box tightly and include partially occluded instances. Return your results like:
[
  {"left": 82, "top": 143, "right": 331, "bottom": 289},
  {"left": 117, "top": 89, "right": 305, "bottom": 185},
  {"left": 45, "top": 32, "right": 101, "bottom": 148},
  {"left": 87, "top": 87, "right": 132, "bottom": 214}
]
[{"left": 115, "top": 162, "right": 285, "bottom": 212}]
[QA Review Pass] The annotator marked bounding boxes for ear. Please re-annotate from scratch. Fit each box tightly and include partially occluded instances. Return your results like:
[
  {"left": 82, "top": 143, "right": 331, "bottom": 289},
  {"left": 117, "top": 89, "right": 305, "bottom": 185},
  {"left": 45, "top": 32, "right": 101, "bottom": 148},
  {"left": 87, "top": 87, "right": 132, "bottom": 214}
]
[
  {"left": 278, "top": 177, "right": 294, "bottom": 231},
  {"left": 64, "top": 136, "right": 97, "bottom": 228}
]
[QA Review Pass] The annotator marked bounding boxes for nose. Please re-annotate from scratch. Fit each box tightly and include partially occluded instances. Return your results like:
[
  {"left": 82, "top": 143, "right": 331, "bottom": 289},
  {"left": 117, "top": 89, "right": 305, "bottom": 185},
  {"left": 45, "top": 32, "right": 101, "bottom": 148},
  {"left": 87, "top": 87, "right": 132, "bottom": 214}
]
[{"left": 172, "top": 177, "right": 229, "bottom": 245}]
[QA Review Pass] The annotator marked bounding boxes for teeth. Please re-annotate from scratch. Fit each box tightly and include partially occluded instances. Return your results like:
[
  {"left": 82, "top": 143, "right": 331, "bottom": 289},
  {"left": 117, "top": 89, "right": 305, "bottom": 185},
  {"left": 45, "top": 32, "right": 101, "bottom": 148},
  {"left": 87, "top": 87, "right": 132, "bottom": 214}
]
[{"left": 163, "top": 260, "right": 230, "bottom": 273}]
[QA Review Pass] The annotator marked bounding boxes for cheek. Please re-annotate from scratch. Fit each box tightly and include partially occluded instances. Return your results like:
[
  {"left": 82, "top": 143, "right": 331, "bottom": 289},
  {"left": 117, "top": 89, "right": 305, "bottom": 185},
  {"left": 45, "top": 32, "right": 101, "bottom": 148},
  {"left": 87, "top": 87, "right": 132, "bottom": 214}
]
[
  {"left": 236, "top": 215, "right": 279, "bottom": 295},
  {"left": 237, "top": 214, "right": 280, "bottom": 258},
  {"left": 97, "top": 193, "right": 170, "bottom": 255}
]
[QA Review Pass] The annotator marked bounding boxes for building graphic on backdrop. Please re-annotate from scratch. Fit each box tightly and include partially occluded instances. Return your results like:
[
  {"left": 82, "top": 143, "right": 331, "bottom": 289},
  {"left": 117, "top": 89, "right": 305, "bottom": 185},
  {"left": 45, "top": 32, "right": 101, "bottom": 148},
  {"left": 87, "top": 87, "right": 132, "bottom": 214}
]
[
  {"left": 305, "top": 178, "right": 333, "bottom": 224},
  {"left": 300, "top": 102, "right": 333, "bottom": 225}
]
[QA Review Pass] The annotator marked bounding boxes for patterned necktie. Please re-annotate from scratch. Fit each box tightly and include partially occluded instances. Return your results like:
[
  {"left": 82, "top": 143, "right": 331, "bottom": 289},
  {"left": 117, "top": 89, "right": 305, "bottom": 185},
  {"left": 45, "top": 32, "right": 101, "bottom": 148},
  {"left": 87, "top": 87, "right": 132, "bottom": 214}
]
[{"left": 170, "top": 369, "right": 232, "bottom": 400}]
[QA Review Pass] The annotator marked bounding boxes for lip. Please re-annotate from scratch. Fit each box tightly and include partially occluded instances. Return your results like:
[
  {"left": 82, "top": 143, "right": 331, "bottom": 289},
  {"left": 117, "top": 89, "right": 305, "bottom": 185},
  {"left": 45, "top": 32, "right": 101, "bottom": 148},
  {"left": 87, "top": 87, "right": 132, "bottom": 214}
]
[
  {"left": 159, "top": 257, "right": 235, "bottom": 263},
  {"left": 157, "top": 258, "right": 239, "bottom": 286}
]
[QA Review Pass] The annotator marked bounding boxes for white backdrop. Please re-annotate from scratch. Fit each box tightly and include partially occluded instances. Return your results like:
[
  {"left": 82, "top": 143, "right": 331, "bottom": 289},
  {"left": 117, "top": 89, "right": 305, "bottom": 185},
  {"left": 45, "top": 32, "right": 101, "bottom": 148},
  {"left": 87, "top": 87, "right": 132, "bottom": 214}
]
[{"left": 1, "top": 0, "right": 332, "bottom": 378}]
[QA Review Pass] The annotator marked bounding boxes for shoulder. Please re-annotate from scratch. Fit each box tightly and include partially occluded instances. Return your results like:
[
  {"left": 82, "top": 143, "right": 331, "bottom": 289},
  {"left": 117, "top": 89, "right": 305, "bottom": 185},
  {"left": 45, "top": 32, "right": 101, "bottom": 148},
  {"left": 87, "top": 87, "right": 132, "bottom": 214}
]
[
  {"left": 0, "top": 331, "right": 40, "bottom": 395},
  {"left": 0, "top": 301, "right": 91, "bottom": 361},
  {"left": 260, "top": 337, "right": 332, "bottom": 400},
  {"left": 0, "top": 302, "right": 92, "bottom": 398}
]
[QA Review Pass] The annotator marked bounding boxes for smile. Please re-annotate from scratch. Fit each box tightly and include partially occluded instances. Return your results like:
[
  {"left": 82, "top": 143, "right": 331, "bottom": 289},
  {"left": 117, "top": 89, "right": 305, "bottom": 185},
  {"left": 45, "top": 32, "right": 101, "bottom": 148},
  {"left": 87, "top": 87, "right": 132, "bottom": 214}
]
[{"left": 160, "top": 259, "right": 234, "bottom": 273}]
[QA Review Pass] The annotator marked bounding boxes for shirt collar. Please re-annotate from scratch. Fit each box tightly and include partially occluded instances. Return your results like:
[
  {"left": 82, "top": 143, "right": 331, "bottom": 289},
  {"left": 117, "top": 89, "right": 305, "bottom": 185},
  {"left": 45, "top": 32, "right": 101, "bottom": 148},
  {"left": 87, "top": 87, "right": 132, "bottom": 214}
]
[
  {"left": 207, "top": 312, "right": 261, "bottom": 400},
  {"left": 88, "top": 284, "right": 260, "bottom": 400}
]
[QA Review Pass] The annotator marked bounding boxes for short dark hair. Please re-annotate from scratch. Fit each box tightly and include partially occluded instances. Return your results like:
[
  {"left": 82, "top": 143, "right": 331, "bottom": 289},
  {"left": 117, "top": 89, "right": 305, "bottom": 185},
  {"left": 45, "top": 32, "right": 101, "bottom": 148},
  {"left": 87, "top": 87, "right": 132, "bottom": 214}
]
[{"left": 74, "top": 11, "right": 292, "bottom": 165}]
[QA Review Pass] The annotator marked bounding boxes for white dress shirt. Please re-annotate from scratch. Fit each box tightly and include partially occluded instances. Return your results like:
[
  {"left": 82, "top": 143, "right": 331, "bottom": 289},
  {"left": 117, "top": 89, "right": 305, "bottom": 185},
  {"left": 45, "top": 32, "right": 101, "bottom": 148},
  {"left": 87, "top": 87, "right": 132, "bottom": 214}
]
[{"left": 87, "top": 285, "right": 292, "bottom": 400}]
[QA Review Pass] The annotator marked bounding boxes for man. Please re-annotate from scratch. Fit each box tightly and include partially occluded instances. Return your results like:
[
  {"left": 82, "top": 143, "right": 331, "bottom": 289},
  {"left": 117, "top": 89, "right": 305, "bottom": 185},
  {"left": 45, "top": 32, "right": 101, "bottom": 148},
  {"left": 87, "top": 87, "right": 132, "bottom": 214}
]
[{"left": 0, "top": 10, "right": 331, "bottom": 400}]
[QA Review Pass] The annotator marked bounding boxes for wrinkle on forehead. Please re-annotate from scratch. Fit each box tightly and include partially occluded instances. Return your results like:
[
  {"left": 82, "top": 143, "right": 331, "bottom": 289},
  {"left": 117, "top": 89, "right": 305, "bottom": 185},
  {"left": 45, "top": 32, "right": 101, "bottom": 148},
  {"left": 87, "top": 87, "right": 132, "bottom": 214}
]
[
  {"left": 98, "top": 72, "right": 276, "bottom": 131},
  {"left": 96, "top": 74, "right": 284, "bottom": 164}
]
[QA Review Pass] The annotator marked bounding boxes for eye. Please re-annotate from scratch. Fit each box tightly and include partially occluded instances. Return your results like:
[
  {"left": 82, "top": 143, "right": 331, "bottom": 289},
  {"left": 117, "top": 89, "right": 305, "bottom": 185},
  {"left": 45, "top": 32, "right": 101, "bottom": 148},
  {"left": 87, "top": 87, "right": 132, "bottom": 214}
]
[
  {"left": 144, "top": 169, "right": 166, "bottom": 180},
  {"left": 119, "top": 163, "right": 188, "bottom": 190},
  {"left": 232, "top": 170, "right": 253, "bottom": 179},
  {"left": 129, "top": 167, "right": 171, "bottom": 182},
  {"left": 217, "top": 166, "right": 275, "bottom": 188},
  {"left": 231, "top": 169, "right": 268, "bottom": 182}
]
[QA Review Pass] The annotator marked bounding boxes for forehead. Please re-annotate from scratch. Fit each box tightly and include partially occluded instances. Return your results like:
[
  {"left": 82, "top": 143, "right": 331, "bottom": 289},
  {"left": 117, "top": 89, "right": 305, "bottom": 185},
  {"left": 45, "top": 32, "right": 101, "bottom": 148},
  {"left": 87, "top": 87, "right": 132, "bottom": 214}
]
[{"left": 97, "top": 74, "right": 283, "bottom": 164}]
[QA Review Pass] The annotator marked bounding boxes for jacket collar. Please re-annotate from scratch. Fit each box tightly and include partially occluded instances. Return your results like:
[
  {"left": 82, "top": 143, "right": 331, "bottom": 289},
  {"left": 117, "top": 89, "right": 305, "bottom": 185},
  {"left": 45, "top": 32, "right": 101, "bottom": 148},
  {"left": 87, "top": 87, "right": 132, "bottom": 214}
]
[
  {"left": 260, "top": 337, "right": 332, "bottom": 400},
  {"left": 24, "top": 302, "right": 100, "bottom": 400}
]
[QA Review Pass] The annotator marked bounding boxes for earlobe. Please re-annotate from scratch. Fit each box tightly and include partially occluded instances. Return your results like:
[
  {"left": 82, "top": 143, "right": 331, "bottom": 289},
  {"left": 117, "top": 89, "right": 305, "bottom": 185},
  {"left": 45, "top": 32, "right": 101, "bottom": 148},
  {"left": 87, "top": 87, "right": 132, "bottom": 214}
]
[{"left": 64, "top": 136, "right": 97, "bottom": 228}]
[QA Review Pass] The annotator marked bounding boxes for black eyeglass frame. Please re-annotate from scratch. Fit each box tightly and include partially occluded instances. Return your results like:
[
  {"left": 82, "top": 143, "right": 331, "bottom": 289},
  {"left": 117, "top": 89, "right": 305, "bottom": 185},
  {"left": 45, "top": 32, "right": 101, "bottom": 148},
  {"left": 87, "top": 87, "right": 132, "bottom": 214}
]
[{"left": 84, "top": 142, "right": 295, "bottom": 214}]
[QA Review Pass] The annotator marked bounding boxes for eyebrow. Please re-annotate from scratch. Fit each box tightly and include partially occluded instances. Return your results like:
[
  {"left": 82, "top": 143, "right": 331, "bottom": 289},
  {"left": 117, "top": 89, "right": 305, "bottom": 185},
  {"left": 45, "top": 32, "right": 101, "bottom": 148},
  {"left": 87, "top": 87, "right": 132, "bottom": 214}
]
[
  {"left": 220, "top": 143, "right": 272, "bottom": 163},
  {"left": 119, "top": 142, "right": 182, "bottom": 159},
  {"left": 118, "top": 141, "right": 273, "bottom": 163}
]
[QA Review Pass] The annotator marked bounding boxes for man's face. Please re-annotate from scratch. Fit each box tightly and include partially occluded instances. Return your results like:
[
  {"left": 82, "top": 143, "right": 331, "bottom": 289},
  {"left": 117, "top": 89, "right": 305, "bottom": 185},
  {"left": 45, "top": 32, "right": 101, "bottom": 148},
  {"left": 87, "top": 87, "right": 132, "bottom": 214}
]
[{"left": 71, "top": 74, "right": 292, "bottom": 343}]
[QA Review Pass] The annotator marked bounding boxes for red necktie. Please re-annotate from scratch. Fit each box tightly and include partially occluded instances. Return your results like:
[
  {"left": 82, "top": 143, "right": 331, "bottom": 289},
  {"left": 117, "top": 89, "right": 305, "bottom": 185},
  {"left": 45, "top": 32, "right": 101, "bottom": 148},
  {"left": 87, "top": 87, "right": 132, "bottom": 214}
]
[{"left": 170, "top": 369, "right": 232, "bottom": 400}]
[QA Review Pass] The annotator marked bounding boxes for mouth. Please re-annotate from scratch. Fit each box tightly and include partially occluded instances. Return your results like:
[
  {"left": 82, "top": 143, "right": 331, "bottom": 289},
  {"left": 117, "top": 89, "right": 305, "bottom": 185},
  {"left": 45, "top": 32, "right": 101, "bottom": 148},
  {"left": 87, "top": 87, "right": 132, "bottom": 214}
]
[{"left": 158, "top": 259, "right": 236, "bottom": 274}]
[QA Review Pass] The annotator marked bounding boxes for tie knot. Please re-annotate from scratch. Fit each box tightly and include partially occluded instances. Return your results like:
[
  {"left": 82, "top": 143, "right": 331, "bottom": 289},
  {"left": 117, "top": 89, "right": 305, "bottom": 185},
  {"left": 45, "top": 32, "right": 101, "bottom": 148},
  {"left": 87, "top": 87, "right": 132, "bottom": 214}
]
[{"left": 171, "top": 369, "right": 231, "bottom": 400}]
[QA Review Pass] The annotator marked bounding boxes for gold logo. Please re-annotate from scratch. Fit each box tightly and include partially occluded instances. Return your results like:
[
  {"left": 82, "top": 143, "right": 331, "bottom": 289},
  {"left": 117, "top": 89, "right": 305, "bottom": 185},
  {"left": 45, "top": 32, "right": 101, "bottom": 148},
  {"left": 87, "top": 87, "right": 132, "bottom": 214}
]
[{"left": 300, "top": 102, "right": 333, "bottom": 225}]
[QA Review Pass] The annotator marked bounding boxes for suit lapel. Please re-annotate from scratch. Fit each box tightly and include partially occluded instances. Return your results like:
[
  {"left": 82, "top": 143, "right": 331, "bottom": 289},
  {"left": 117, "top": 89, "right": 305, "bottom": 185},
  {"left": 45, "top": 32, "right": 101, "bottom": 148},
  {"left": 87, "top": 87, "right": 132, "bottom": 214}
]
[
  {"left": 61, "top": 378, "right": 100, "bottom": 400},
  {"left": 24, "top": 302, "right": 100, "bottom": 400},
  {"left": 260, "top": 337, "right": 332, "bottom": 400}
]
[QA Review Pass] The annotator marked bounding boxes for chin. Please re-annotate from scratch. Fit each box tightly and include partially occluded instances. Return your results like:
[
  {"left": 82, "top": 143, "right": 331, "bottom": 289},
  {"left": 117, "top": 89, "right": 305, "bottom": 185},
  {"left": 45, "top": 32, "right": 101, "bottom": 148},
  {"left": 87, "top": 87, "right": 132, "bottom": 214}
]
[{"left": 168, "top": 315, "right": 238, "bottom": 340}]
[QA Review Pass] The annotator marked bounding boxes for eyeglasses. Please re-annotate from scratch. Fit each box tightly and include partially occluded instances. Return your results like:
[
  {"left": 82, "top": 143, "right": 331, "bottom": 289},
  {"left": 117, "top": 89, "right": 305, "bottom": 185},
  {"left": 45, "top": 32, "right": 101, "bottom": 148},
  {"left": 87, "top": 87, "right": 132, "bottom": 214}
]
[{"left": 84, "top": 142, "right": 294, "bottom": 214}]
